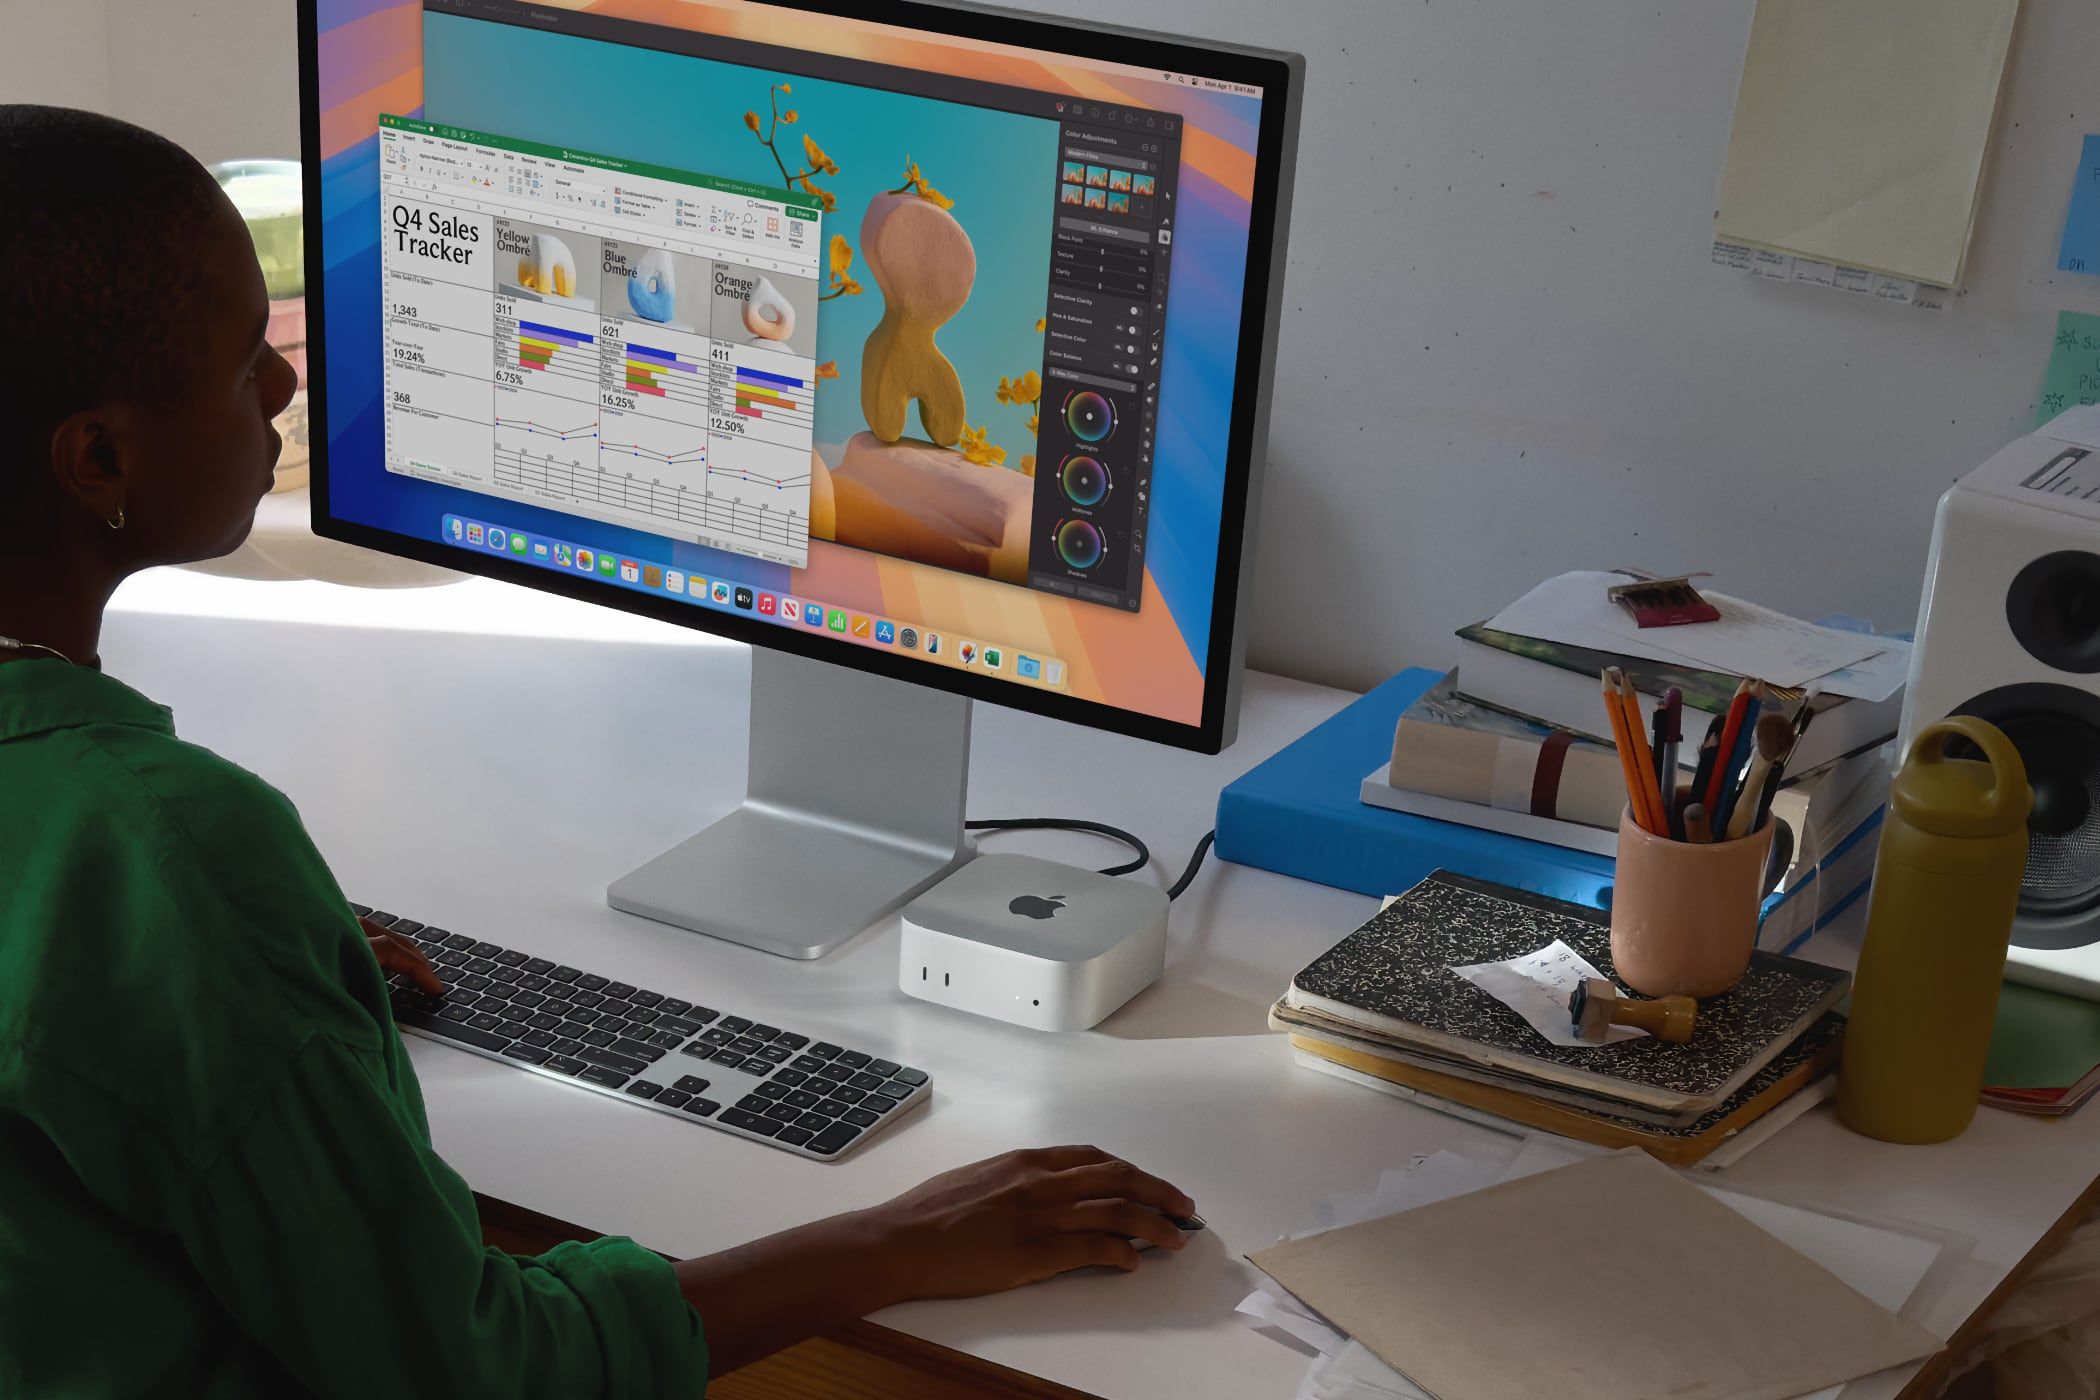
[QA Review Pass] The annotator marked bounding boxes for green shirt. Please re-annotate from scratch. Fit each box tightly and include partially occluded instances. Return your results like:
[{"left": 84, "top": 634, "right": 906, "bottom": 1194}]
[{"left": 0, "top": 662, "right": 709, "bottom": 1398}]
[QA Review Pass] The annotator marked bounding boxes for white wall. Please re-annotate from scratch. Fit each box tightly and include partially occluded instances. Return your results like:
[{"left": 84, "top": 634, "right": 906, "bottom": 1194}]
[{"left": 9, "top": 1, "right": 2099, "bottom": 695}]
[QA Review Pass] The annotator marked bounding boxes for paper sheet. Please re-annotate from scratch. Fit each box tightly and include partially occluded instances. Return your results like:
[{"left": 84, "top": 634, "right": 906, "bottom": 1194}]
[
  {"left": 1450, "top": 940, "right": 1645, "bottom": 1048},
  {"left": 1483, "top": 572, "right": 1890, "bottom": 691},
  {"left": 1713, "top": 0, "right": 2019, "bottom": 287},
  {"left": 2038, "top": 311, "right": 2100, "bottom": 428},
  {"left": 1251, "top": 1152, "right": 1942, "bottom": 1400},
  {"left": 1710, "top": 239, "right": 1949, "bottom": 309},
  {"left": 2058, "top": 136, "right": 2100, "bottom": 276}
]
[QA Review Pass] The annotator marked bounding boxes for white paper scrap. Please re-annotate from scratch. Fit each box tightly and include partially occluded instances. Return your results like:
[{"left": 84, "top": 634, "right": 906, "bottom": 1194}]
[{"left": 1450, "top": 939, "right": 1645, "bottom": 1048}]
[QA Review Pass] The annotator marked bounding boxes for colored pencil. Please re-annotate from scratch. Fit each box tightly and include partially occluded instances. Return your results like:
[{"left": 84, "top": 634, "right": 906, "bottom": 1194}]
[
  {"left": 1616, "top": 672, "right": 1667, "bottom": 837},
  {"left": 1711, "top": 683, "right": 1766, "bottom": 838},
  {"left": 1702, "top": 680, "right": 1756, "bottom": 815}
]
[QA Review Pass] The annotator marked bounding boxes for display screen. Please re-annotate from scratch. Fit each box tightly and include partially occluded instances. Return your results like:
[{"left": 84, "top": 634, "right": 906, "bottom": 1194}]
[{"left": 308, "top": 0, "right": 1276, "bottom": 737}]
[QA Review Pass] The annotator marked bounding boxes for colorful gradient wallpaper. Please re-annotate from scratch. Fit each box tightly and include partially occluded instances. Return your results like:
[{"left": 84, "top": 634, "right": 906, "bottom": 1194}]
[{"left": 314, "top": 0, "right": 1264, "bottom": 728}]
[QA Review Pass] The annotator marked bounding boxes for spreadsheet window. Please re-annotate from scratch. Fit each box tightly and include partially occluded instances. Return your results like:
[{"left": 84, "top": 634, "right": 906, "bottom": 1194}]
[{"left": 378, "top": 115, "right": 824, "bottom": 567}]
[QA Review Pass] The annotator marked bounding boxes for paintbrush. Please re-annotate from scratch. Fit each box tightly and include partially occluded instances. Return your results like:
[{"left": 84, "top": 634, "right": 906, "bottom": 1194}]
[{"left": 1726, "top": 713, "right": 1794, "bottom": 841}]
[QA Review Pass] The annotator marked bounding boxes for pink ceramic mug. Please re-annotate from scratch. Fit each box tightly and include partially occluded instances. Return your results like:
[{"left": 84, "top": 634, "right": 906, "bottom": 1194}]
[{"left": 1609, "top": 806, "right": 1775, "bottom": 998}]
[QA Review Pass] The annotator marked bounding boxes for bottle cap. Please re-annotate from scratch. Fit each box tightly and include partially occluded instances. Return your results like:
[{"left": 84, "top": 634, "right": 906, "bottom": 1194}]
[{"left": 1891, "top": 717, "right": 2032, "bottom": 838}]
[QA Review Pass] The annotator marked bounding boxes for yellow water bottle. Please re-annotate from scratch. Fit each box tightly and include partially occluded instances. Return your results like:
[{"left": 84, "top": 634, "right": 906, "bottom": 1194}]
[{"left": 1838, "top": 716, "right": 2031, "bottom": 1144}]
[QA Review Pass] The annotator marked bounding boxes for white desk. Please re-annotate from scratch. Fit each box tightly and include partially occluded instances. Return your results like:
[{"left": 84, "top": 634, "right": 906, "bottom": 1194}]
[{"left": 104, "top": 571, "right": 2100, "bottom": 1400}]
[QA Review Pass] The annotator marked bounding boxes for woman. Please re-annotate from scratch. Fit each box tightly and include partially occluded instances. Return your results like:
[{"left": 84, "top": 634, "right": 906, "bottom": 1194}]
[{"left": 0, "top": 106, "right": 1194, "bottom": 1398}]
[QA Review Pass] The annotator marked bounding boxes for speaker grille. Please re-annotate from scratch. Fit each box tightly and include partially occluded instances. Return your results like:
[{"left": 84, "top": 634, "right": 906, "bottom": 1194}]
[{"left": 1950, "top": 683, "right": 2100, "bottom": 942}]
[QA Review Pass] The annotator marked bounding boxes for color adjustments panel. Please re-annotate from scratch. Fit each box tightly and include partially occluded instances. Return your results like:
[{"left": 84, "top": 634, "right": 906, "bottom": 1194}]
[{"left": 1029, "top": 104, "right": 1182, "bottom": 611}]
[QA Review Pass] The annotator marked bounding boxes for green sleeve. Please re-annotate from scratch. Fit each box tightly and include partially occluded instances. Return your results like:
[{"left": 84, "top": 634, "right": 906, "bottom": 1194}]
[{"left": 169, "top": 1031, "right": 710, "bottom": 1400}]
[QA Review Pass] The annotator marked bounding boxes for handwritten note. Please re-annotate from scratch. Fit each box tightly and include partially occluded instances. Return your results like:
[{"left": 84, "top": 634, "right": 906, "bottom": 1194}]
[
  {"left": 2059, "top": 135, "right": 2100, "bottom": 275},
  {"left": 2038, "top": 310, "right": 2100, "bottom": 428},
  {"left": 1450, "top": 940, "right": 1646, "bottom": 1048}
]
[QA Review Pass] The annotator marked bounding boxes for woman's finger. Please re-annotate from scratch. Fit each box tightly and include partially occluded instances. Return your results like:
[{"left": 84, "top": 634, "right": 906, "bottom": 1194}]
[
  {"left": 1059, "top": 1200, "right": 1187, "bottom": 1252},
  {"left": 370, "top": 932, "right": 445, "bottom": 993},
  {"left": 1037, "top": 1233, "right": 1143, "bottom": 1278},
  {"left": 1042, "top": 1159, "right": 1194, "bottom": 1217}
]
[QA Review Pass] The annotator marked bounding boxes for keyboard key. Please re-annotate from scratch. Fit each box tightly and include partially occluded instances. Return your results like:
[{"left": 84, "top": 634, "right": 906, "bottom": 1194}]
[
  {"left": 625, "top": 1008, "right": 660, "bottom": 1027},
  {"left": 649, "top": 1031, "right": 683, "bottom": 1050},
  {"left": 868, "top": 1059, "right": 901, "bottom": 1078},
  {"left": 469, "top": 1012, "right": 504, "bottom": 1032},
  {"left": 550, "top": 1037, "right": 583, "bottom": 1056},
  {"left": 672, "top": 1075, "right": 712, "bottom": 1095},
  {"left": 748, "top": 1024, "right": 781, "bottom": 1041},
  {"left": 463, "top": 958, "right": 497, "bottom": 977},
  {"left": 503, "top": 1044, "right": 552, "bottom": 1065},
  {"left": 774, "top": 1033, "right": 811, "bottom": 1052},
  {"left": 836, "top": 1051, "right": 872, "bottom": 1070},
  {"left": 556, "top": 1021, "right": 595, "bottom": 1043},
  {"left": 681, "top": 1098, "right": 721, "bottom": 1119},
  {"left": 808, "top": 1042, "right": 843, "bottom": 1060},
  {"left": 815, "top": 1062, "right": 852, "bottom": 1083},
  {"left": 395, "top": 1009, "right": 512, "bottom": 1053},
  {"left": 741, "top": 1061, "right": 770, "bottom": 1078},
  {"left": 350, "top": 902, "right": 373, "bottom": 918},
  {"left": 795, "top": 1111, "right": 833, "bottom": 1131},
  {"left": 776, "top": 1125, "right": 815, "bottom": 1147},
  {"left": 510, "top": 991, "right": 547, "bottom": 1011},
  {"left": 390, "top": 920, "right": 426, "bottom": 936},
  {"left": 527, "top": 1012, "right": 562, "bottom": 1032},
  {"left": 719, "top": 1016, "right": 753, "bottom": 1034},
  {"left": 578, "top": 1047, "right": 646, "bottom": 1077},
  {"left": 756, "top": 1045, "right": 792, "bottom": 1064},
  {"left": 583, "top": 1029, "right": 617, "bottom": 1048},
  {"left": 610, "top": 1036, "right": 667, "bottom": 1064},
  {"left": 891, "top": 1067, "right": 929, "bottom": 1087},
  {"left": 470, "top": 942, "right": 503, "bottom": 958},
  {"left": 456, "top": 973, "right": 491, "bottom": 993},
  {"left": 785, "top": 1089, "right": 821, "bottom": 1110},
  {"left": 605, "top": 982, "right": 637, "bottom": 999},
  {"left": 735, "top": 1093, "right": 774, "bottom": 1113},
  {"left": 439, "top": 1004, "right": 475, "bottom": 1024},
  {"left": 754, "top": 1081, "right": 790, "bottom": 1101},
  {"left": 679, "top": 1043, "right": 716, "bottom": 1062},
  {"left": 830, "top": 1086, "right": 866, "bottom": 1105},
  {"left": 624, "top": 1081, "right": 662, "bottom": 1100},
  {"left": 711, "top": 1054, "right": 746, "bottom": 1072},
  {"left": 874, "top": 1080, "right": 915, "bottom": 1100},
  {"left": 766, "top": 1102, "right": 802, "bottom": 1124},
  {"left": 576, "top": 974, "right": 608, "bottom": 992},
  {"left": 523, "top": 957, "right": 554, "bottom": 975},
  {"left": 658, "top": 998, "right": 692, "bottom": 1017},
  {"left": 774, "top": 1069, "right": 810, "bottom": 1088},
  {"left": 546, "top": 1055, "right": 585, "bottom": 1076},
  {"left": 566, "top": 1007, "right": 601, "bottom": 1026},
  {"left": 656, "top": 1016, "right": 705, "bottom": 1037},
  {"left": 578, "top": 1066, "right": 629, "bottom": 1088},
  {"left": 720, "top": 1108, "right": 781, "bottom": 1137},
  {"left": 515, "top": 974, "right": 550, "bottom": 993},
  {"left": 491, "top": 1018, "right": 530, "bottom": 1040},
  {"left": 862, "top": 1095, "right": 897, "bottom": 1115},
  {"left": 808, "top": 1122, "right": 862, "bottom": 1155},
  {"left": 630, "top": 990, "right": 663, "bottom": 1009},
  {"left": 495, "top": 950, "right": 529, "bottom": 967},
  {"left": 656, "top": 1089, "right": 690, "bottom": 1110},
  {"left": 685, "top": 1006, "right": 720, "bottom": 1025},
  {"left": 547, "top": 965, "right": 581, "bottom": 983},
  {"left": 789, "top": 1055, "right": 827, "bottom": 1074},
  {"left": 488, "top": 964, "right": 522, "bottom": 985},
  {"left": 844, "top": 1107, "right": 880, "bottom": 1127},
  {"left": 816, "top": 1098, "right": 856, "bottom": 1119},
  {"left": 848, "top": 1072, "right": 884, "bottom": 1091},
  {"left": 730, "top": 1036, "right": 764, "bottom": 1055},
  {"left": 598, "top": 1019, "right": 636, "bottom": 1041},
  {"left": 365, "top": 911, "right": 398, "bottom": 927},
  {"left": 522, "top": 1029, "right": 556, "bottom": 1048},
  {"left": 701, "top": 1028, "right": 737, "bottom": 1047},
  {"left": 572, "top": 990, "right": 606, "bottom": 1009},
  {"left": 442, "top": 933, "right": 477, "bottom": 952}
]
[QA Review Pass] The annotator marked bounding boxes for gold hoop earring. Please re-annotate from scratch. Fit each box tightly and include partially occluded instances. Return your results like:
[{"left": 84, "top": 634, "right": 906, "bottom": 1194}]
[{"left": 107, "top": 508, "right": 126, "bottom": 532}]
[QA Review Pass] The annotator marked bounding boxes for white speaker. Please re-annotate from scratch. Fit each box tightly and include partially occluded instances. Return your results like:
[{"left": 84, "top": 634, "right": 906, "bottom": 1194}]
[{"left": 1900, "top": 406, "right": 2100, "bottom": 999}]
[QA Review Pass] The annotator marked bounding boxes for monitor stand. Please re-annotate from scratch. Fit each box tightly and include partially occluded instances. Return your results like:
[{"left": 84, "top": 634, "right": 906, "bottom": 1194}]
[{"left": 607, "top": 648, "right": 971, "bottom": 959}]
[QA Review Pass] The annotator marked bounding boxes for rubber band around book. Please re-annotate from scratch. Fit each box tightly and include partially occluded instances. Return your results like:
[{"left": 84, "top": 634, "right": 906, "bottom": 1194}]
[{"left": 1532, "top": 729, "right": 1578, "bottom": 820}]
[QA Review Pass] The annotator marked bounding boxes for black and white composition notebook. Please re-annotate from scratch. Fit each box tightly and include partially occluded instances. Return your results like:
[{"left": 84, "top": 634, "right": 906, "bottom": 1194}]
[{"left": 1281, "top": 870, "right": 1848, "bottom": 1114}]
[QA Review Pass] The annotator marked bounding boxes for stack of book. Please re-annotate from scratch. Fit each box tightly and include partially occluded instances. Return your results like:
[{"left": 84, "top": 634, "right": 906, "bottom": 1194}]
[
  {"left": 1980, "top": 983, "right": 2100, "bottom": 1118},
  {"left": 1273, "top": 871, "right": 1851, "bottom": 1166},
  {"left": 1360, "top": 573, "right": 1908, "bottom": 951}
]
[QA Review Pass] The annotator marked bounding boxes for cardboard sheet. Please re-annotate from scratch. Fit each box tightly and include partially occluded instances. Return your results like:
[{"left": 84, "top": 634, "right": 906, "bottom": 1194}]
[
  {"left": 1248, "top": 1150, "right": 1940, "bottom": 1400},
  {"left": 1713, "top": 0, "right": 2020, "bottom": 287}
]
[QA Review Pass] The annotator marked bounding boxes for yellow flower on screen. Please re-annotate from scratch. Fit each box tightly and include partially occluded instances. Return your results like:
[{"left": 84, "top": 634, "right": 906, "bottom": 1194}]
[
  {"left": 743, "top": 111, "right": 760, "bottom": 133},
  {"left": 815, "top": 361, "right": 840, "bottom": 380}
]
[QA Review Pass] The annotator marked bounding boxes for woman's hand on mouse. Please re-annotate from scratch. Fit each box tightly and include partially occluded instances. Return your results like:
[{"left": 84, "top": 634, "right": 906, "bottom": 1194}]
[{"left": 860, "top": 1144, "right": 1197, "bottom": 1300}]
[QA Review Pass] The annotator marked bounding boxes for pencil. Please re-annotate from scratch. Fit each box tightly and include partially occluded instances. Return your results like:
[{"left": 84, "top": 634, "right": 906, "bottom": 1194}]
[
  {"left": 1616, "top": 672, "right": 1667, "bottom": 838},
  {"left": 1702, "top": 680, "right": 1756, "bottom": 815},
  {"left": 1600, "top": 668, "right": 1659, "bottom": 834},
  {"left": 1711, "top": 683, "right": 1766, "bottom": 838}
]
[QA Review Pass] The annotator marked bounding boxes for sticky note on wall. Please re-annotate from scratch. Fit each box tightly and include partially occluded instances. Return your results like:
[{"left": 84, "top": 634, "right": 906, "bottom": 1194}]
[
  {"left": 2059, "top": 135, "right": 2100, "bottom": 275},
  {"left": 1714, "top": 0, "right": 2020, "bottom": 288},
  {"left": 2038, "top": 311, "right": 2100, "bottom": 428}
]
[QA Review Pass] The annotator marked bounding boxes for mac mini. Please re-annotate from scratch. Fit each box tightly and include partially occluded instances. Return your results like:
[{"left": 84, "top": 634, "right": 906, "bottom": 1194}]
[{"left": 899, "top": 854, "right": 1168, "bottom": 1031}]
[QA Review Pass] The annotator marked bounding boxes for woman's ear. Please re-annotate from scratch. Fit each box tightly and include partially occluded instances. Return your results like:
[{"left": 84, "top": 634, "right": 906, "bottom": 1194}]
[{"left": 44, "top": 405, "right": 137, "bottom": 530}]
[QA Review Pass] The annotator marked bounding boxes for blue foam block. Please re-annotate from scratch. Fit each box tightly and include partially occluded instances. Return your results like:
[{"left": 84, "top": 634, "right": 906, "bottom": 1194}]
[{"left": 1215, "top": 668, "right": 1616, "bottom": 909}]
